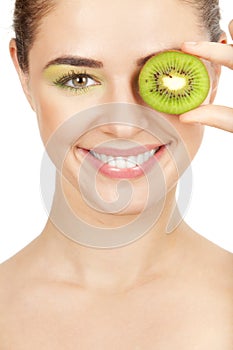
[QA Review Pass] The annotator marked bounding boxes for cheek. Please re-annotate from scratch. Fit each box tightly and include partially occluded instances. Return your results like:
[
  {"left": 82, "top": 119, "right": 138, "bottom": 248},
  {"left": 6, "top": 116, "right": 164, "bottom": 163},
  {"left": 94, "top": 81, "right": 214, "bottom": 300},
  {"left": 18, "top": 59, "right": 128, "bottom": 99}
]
[
  {"left": 184, "top": 125, "right": 204, "bottom": 160},
  {"left": 32, "top": 90, "right": 73, "bottom": 145},
  {"left": 179, "top": 123, "right": 204, "bottom": 161},
  {"left": 166, "top": 114, "right": 204, "bottom": 160},
  {"left": 30, "top": 84, "right": 101, "bottom": 145}
]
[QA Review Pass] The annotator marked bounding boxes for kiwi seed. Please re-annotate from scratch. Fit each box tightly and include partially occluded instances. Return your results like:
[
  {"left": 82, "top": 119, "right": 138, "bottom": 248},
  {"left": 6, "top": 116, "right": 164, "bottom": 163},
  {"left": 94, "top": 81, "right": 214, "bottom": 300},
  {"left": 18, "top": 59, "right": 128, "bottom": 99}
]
[{"left": 138, "top": 51, "right": 210, "bottom": 115}]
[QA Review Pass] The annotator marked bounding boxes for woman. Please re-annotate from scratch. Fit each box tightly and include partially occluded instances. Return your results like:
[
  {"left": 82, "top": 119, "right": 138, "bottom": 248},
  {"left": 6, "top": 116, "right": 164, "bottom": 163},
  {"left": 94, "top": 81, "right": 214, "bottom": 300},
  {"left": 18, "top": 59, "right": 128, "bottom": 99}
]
[{"left": 0, "top": 0, "right": 232, "bottom": 348}]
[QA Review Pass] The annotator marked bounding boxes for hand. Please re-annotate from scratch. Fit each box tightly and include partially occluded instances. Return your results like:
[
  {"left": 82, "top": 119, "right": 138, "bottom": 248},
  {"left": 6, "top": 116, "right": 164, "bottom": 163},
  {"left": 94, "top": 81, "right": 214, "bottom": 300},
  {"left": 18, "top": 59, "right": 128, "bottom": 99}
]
[{"left": 179, "top": 20, "right": 233, "bottom": 133}]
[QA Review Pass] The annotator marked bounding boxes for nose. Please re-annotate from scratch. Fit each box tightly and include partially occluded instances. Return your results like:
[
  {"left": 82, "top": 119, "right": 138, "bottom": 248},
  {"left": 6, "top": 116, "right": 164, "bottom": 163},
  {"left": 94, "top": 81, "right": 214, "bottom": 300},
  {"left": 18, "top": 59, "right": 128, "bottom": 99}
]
[
  {"left": 100, "top": 122, "right": 142, "bottom": 139},
  {"left": 100, "top": 77, "right": 149, "bottom": 138}
]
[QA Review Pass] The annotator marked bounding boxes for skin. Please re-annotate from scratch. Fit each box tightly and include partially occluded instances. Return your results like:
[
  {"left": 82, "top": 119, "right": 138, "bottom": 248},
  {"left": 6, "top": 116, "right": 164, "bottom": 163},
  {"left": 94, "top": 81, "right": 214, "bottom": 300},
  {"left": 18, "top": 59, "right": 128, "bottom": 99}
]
[{"left": 0, "top": 0, "right": 232, "bottom": 349}]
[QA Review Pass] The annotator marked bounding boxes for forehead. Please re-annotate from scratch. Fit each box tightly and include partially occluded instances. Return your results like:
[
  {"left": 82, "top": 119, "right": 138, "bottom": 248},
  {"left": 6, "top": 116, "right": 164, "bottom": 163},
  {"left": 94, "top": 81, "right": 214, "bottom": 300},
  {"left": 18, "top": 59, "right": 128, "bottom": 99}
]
[{"left": 31, "top": 0, "right": 207, "bottom": 66}]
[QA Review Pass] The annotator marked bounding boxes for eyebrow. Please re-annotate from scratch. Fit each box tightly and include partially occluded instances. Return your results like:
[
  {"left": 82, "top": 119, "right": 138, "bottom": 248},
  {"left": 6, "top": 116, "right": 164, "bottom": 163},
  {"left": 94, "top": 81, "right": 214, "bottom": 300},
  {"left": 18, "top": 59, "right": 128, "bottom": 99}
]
[
  {"left": 44, "top": 56, "right": 104, "bottom": 69},
  {"left": 43, "top": 49, "right": 180, "bottom": 70}
]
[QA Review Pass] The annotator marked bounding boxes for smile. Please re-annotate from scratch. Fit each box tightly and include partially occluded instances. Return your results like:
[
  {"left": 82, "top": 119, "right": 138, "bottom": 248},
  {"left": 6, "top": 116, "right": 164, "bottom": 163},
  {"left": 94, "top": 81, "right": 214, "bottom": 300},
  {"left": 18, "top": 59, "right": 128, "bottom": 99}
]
[
  {"left": 89, "top": 147, "right": 160, "bottom": 169},
  {"left": 76, "top": 144, "right": 167, "bottom": 179}
]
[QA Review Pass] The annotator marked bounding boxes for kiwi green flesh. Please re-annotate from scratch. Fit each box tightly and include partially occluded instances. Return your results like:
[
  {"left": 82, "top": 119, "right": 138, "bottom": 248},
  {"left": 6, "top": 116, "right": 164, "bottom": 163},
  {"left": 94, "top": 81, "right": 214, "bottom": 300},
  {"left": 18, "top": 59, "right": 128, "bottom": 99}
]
[{"left": 139, "top": 51, "right": 210, "bottom": 115}]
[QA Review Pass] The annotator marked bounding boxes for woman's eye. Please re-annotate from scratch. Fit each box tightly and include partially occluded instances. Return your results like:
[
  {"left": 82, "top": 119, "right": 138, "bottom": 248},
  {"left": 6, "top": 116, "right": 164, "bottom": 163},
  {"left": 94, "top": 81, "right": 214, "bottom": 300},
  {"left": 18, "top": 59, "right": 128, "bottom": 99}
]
[
  {"left": 52, "top": 71, "right": 102, "bottom": 94},
  {"left": 63, "top": 74, "right": 99, "bottom": 89}
]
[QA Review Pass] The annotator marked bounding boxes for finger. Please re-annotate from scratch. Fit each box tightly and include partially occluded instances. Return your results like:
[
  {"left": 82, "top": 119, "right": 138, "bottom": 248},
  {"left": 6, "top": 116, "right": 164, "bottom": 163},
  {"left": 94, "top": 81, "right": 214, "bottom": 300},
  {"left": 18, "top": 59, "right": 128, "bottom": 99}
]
[
  {"left": 179, "top": 105, "right": 233, "bottom": 133},
  {"left": 181, "top": 41, "right": 233, "bottom": 69}
]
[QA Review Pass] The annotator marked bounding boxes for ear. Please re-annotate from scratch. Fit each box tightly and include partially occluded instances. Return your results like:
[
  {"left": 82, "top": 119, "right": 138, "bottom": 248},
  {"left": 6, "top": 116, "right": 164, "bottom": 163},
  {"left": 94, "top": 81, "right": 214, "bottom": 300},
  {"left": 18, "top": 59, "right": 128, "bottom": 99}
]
[
  {"left": 9, "top": 39, "right": 35, "bottom": 111},
  {"left": 209, "top": 31, "right": 227, "bottom": 103}
]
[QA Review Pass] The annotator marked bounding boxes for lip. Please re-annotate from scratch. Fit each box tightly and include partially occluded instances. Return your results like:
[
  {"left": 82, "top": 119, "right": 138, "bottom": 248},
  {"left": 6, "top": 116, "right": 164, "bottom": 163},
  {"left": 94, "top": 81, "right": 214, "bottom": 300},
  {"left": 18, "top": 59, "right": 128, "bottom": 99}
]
[{"left": 76, "top": 144, "right": 168, "bottom": 179}]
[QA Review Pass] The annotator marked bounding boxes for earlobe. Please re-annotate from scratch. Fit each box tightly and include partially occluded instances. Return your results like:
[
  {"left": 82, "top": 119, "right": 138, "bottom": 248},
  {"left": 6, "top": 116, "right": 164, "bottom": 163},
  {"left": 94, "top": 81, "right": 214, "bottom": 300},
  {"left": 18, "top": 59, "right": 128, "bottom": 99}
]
[
  {"left": 218, "top": 31, "right": 227, "bottom": 45},
  {"left": 9, "top": 38, "right": 35, "bottom": 111}
]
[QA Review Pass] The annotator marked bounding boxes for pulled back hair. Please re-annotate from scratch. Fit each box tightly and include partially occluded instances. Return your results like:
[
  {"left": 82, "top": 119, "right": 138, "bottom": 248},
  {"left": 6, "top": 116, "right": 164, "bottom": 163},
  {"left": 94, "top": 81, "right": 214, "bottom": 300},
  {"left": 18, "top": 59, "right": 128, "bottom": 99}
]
[
  {"left": 13, "top": 0, "right": 56, "bottom": 72},
  {"left": 180, "top": 0, "right": 223, "bottom": 42},
  {"left": 13, "top": 0, "right": 223, "bottom": 73}
]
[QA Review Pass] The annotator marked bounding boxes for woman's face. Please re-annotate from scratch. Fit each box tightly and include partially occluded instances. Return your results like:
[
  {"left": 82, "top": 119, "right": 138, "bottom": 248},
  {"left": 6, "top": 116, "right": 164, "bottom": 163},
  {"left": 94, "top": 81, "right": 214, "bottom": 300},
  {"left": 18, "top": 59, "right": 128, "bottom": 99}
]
[{"left": 15, "top": 0, "right": 216, "bottom": 218}]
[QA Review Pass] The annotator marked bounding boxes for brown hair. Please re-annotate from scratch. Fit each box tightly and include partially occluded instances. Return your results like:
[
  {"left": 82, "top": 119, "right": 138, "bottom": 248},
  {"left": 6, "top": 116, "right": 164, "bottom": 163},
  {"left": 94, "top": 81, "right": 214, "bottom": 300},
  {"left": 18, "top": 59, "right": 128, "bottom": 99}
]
[
  {"left": 180, "top": 0, "right": 223, "bottom": 42},
  {"left": 13, "top": 0, "right": 56, "bottom": 72},
  {"left": 13, "top": 0, "right": 223, "bottom": 73}
]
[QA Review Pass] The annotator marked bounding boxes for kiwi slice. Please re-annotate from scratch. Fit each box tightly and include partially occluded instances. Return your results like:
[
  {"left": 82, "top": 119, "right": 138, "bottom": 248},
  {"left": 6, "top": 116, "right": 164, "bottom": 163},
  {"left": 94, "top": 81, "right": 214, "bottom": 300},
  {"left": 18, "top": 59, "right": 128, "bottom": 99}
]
[{"left": 138, "top": 50, "right": 210, "bottom": 115}]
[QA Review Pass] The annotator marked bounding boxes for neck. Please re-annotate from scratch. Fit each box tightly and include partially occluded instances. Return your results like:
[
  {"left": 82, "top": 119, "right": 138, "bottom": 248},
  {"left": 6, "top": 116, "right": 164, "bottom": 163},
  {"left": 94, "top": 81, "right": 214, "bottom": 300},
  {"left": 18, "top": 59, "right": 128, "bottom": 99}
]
[{"left": 41, "top": 183, "right": 188, "bottom": 293}]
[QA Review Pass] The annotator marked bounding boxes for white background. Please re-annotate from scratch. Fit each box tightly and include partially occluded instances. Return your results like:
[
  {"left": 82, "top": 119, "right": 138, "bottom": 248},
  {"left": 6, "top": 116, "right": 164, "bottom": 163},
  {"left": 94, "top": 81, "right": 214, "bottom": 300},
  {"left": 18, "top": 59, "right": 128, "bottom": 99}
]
[{"left": 0, "top": 0, "right": 232, "bottom": 263}]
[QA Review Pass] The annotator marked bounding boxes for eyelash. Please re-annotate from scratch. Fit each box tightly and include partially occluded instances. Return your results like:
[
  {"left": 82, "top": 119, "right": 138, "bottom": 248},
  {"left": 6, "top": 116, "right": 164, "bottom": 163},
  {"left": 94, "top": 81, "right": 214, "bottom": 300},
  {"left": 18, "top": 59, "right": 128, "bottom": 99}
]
[{"left": 53, "top": 69, "right": 101, "bottom": 94}]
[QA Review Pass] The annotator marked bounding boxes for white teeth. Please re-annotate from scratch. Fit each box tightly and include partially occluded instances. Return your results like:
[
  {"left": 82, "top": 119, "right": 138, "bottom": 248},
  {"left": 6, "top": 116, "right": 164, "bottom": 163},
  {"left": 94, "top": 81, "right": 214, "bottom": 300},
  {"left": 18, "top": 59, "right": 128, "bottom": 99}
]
[
  {"left": 137, "top": 153, "right": 144, "bottom": 165},
  {"left": 150, "top": 149, "right": 155, "bottom": 156},
  {"left": 115, "top": 158, "right": 126, "bottom": 169},
  {"left": 96, "top": 153, "right": 102, "bottom": 161},
  {"left": 106, "top": 155, "right": 114, "bottom": 163},
  {"left": 90, "top": 147, "right": 161, "bottom": 168},
  {"left": 108, "top": 159, "right": 116, "bottom": 167},
  {"left": 101, "top": 154, "right": 108, "bottom": 163},
  {"left": 126, "top": 160, "right": 135, "bottom": 168},
  {"left": 127, "top": 156, "right": 137, "bottom": 168},
  {"left": 143, "top": 151, "right": 151, "bottom": 162}
]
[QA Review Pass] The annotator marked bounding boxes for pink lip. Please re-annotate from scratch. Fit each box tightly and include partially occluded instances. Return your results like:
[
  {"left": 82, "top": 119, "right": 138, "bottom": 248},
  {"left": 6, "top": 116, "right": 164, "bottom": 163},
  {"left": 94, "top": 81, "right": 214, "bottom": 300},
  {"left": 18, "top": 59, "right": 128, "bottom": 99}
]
[{"left": 77, "top": 145, "right": 167, "bottom": 179}]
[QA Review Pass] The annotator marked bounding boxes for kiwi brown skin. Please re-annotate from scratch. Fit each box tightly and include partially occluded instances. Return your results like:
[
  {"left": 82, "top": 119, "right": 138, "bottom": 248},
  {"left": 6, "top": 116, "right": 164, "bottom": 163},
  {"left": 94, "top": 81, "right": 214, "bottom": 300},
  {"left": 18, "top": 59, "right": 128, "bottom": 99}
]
[{"left": 138, "top": 50, "right": 210, "bottom": 115}]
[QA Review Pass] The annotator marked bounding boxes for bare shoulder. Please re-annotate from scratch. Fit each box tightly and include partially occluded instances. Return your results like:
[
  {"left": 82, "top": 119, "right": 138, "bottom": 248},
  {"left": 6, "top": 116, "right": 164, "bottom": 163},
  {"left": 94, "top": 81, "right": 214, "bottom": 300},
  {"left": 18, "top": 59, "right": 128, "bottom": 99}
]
[
  {"left": 0, "top": 239, "right": 44, "bottom": 319},
  {"left": 0, "top": 257, "right": 18, "bottom": 301},
  {"left": 0, "top": 254, "right": 27, "bottom": 312},
  {"left": 0, "top": 241, "right": 52, "bottom": 344},
  {"left": 188, "top": 229, "right": 233, "bottom": 295},
  {"left": 0, "top": 256, "right": 20, "bottom": 336},
  {"left": 174, "top": 228, "right": 233, "bottom": 347},
  {"left": 197, "top": 233, "right": 233, "bottom": 272}
]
